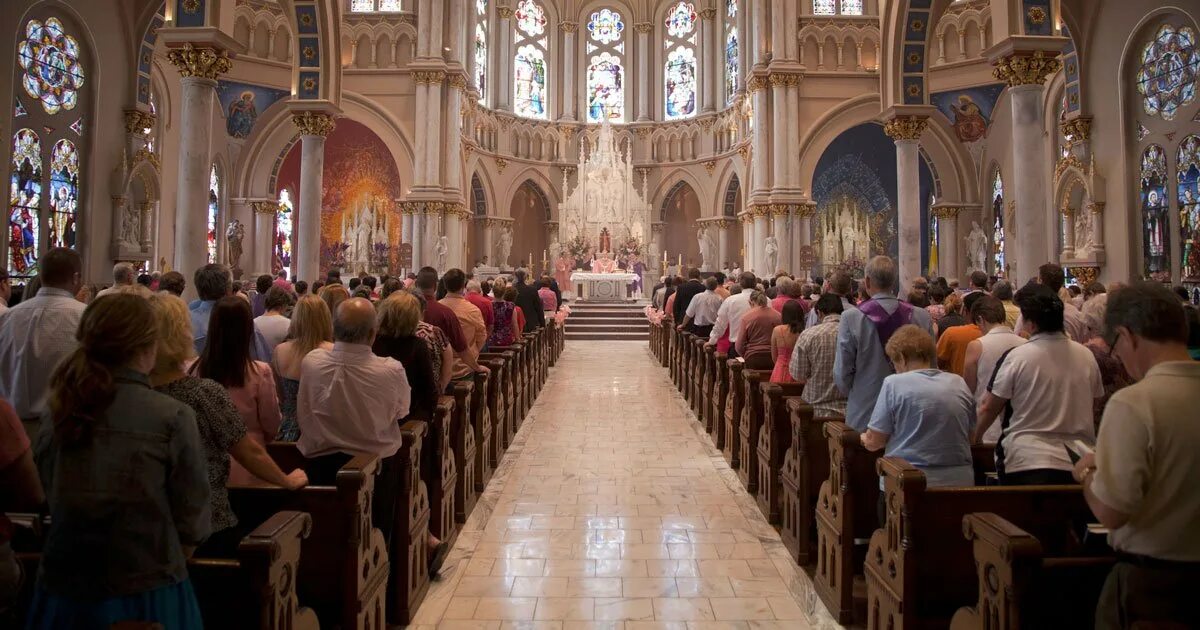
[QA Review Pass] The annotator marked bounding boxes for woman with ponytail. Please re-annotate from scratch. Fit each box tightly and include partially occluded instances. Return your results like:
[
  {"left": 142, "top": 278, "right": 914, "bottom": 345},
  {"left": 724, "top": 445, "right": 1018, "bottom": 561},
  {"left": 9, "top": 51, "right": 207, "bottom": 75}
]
[{"left": 29, "top": 294, "right": 210, "bottom": 628}]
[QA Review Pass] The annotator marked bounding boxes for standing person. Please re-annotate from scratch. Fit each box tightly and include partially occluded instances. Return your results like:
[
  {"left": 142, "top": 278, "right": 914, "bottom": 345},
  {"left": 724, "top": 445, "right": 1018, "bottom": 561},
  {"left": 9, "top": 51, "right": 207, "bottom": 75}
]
[
  {"left": 29, "top": 295, "right": 210, "bottom": 628},
  {"left": 0, "top": 394, "right": 40, "bottom": 621},
  {"left": 1013, "top": 264, "right": 1088, "bottom": 343},
  {"left": 415, "top": 267, "right": 469, "bottom": 357},
  {"left": 439, "top": 269, "right": 488, "bottom": 383},
  {"left": 192, "top": 296, "right": 283, "bottom": 486},
  {"left": 508, "top": 287, "right": 528, "bottom": 337},
  {"left": 672, "top": 269, "right": 705, "bottom": 324},
  {"left": 408, "top": 290, "right": 454, "bottom": 398},
  {"left": 790, "top": 294, "right": 848, "bottom": 417},
  {"left": 965, "top": 270, "right": 989, "bottom": 295},
  {"left": 488, "top": 287, "right": 523, "bottom": 349},
  {"left": 936, "top": 292, "right": 986, "bottom": 375},
  {"left": 925, "top": 284, "right": 948, "bottom": 325},
  {"left": 318, "top": 283, "right": 351, "bottom": 319},
  {"left": 1071, "top": 282, "right": 1200, "bottom": 629},
  {"left": 805, "top": 270, "right": 856, "bottom": 328},
  {"left": 271, "top": 295, "right": 334, "bottom": 441},
  {"left": 0, "top": 248, "right": 86, "bottom": 438},
  {"left": 158, "top": 271, "right": 187, "bottom": 297},
  {"left": 679, "top": 277, "right": 722, "bottom": 337},
  {"left": 253, "top": 286, "right": 292, "bottom": 354},
  {"left": 537, "top": 278, "right": 557, "bottom": 316},
  {"left": 991, "top": 280, "right": 1020, "bottom": 329},
  {"left": 860, "top": 324, "right": 976, "bottom": 490},
  {"left": 834, "top": 256, "right": 934, "bottom": 432},
  {"left": 1081, "top": 296, "right": 1133, "bottom": 428},
  {"left": 250, "top": 274, "right": 273, "bottom": 318},
  {"left": 736, "top": 290, "right": 782, "bottom": 370},
  {"left": 961, "top": 295, "right": 1025, "bottom": 443},
  {"left": 191, "top": 264, "right": 270, "bottom": 361},
  {"left": 708, "top": 272, "right": 758, "bottom": 357},
  {"left": 770, "top": 300, "right": 804, "bottom": 383},
  {"left": 465, "top": 280, "right": 495, "bottom": 341},
  {"left": 149, "top": 294, "right": 306, "bottom": 555},
  {"left": 96, "top": 262, "right": 151, "bottom": 298},
  {"left": 373, "top": 292, "right": 440, "bottom": 422},
  {"left": 935, "top": 292, "right": 967, "bottom": 340},
  {"left": 974, "top": 284, "right": 1102, "bottom": 484},
  {"left": 512, "top": 269, "right": 546, "bottom": 332}
]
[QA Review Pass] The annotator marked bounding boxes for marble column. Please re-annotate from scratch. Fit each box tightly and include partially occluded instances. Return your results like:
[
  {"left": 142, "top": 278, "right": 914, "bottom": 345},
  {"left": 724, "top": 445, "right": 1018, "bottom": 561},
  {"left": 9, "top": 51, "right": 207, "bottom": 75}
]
[
  {"left": 424, "top": 207, "right": 442, "bottom": 267},
  {"left": 445, "top": 75, "right": 467, "bottom": 198},
  {"left": 993, "top": 50, "right": 1061, "bottom": 283},
  {"left": 411, "top": 208, "right": 425, "bottom": 270},
  {"left": 884, "top": 115, "right": 928, "bottom": 292},
  {"left": 770, "top": 76, "right": 788, "bottom": 191},
  {"left": 635, "top": 23, "right": 652, "bottom": 121},
  {"left": 1060, "top": 207, "right": 1076, "bottom": 259},
  {"left": 933, "top": 206, "right": 960, "bottom": 283},
  {"left": 497, "top": 6, "right": 515, "bottom": 111},
  {"left": 428, "top": 0, "right": 444, "bottom": 59},
  {"left": 770, "top": 0, "right": 784, "bottom": 61},
  {"left": 401, "top": 209, "right": 415, "bottom": 271},
  {"left": 445, "top": 207, "right": 464, "bottom": 270},
  {"left": 560, "top": 22, "right": 577, "bottom": 121},
  {"left": 482, "top": 220, "right": 495, "bottom": 262},
  {"left": 786, "top": 79, "right": 801, "bottom": 190},
  {"left": 292, "top": 111, "right": 335, "bottom": 283},
  {"left": 749, "top": 75, "right": 770, "bottom": 196},
  {"left": 752, "top": 212, "right": 769, "bottom": 274},
  {"left": 717, "top": 220, "right": 730, "bottom": 271},
  {"left": 252, "top": 201, "right": 277, "bottom": 276},
  {"left": 772, "top": 207, "right": 791, "bottom": 275},
  {"left": 413, "top": 79, "right": 429, "bottom": 186},
  {"left": 165, "top": 46, "right": 231, "bottom": 296},
  {"left": 1088, "top": 202, "right": 1106, "bottom": 256},
  {"left": 700, "top": 8, "right": 717, "bottom": 113},
  {"left": 425, "top": 71, "right": 446, "bottom": 190},
  {"left": 797, "top": 203, "right": 815, "bottom": 279}
]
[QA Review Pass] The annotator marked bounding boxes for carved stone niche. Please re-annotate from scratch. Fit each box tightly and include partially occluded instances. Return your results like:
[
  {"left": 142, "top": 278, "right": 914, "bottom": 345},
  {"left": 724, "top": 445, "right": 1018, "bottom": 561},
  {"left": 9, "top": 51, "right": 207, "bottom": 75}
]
[
  {"left": 1054, "top": 157, "right": 1106, "bottom": 269},
  {"left": 110, "top": 150, "right": 160, "bottom": 263}
]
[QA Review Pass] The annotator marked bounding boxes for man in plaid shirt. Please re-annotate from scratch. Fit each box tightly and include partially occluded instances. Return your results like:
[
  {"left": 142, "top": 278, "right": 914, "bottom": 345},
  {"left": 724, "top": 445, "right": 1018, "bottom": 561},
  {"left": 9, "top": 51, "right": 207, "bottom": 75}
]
[{"left": 789, "top": 293, "right": 848, "bottom": 417}]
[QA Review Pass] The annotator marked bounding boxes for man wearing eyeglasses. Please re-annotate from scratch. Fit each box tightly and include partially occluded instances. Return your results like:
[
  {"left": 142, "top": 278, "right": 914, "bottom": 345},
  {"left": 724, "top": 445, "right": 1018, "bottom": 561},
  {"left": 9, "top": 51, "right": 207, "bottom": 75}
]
[
  {"left": 1071, "top": 281, "right": 1200, "bottom": 629},
  {"left": 972, "top": 283, "right": 1102, "bottom": 485}
]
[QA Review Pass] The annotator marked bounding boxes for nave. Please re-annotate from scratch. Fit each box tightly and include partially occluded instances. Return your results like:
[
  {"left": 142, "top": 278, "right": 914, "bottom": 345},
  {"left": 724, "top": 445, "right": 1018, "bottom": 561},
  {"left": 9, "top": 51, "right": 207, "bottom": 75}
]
[{"left": 410, "top": 341, "right": 835, "bottom": 630}]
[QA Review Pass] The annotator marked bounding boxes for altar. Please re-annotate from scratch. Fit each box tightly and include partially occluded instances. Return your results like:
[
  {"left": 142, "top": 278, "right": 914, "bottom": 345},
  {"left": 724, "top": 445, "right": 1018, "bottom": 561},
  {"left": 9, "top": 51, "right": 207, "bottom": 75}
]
[{"left": 570, "top": 272, "right": 637, "bottom": 302}]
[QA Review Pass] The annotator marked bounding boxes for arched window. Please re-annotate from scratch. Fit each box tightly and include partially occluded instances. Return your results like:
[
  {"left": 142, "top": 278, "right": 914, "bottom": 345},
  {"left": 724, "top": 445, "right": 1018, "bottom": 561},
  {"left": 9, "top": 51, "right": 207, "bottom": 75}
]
[
  {"left": 475, "top": 0, "right": 488, "bottom": 104},
  {"left": 514, "top": 0, "right": 549, "bottom": 119},
  {"left": 813, "top": 0, "right": 861, "bottom": 16},
  {"left": 276, "top": 189, "right": 294, "bottom": 279},
  {"left": 8, "top": 14, "right": 89, "bottom": 279},
  {"left": 1135, "top": 24, "right": 1199, "bottom": 121},
  {"left": 208, "top": 165, "right": 220, "bottom": 264},
  {"left": 664, "top": 1, "right": 698, "bottom": 121},
  {"left": 991, "top": 170, "right": 1005, "bottom": 277},
  {"left": 350, "top": 0, "right": 402, "bottom": 12},
  {"left": 1140, "top": 144, "right": 1170, "bottom": 281},
  {"left": 585, "top": 8, "right": 626, "bottom": 123},
  {"left": 472, "top": 174, "right": 487, "bottom": 216},
  {"left": 1178, "top": 134, "right": 1200, "bottom": 281},
  {"left": 724, "top": 0, "right": 738, "bottom": 105}
]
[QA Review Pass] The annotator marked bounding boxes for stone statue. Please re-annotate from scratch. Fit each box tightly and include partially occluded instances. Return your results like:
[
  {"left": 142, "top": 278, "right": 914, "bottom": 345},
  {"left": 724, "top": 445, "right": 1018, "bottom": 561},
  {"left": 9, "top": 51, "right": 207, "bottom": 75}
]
[
  {"left": 496, "top": 226, "right": 514, "bottom": 268},
  {"left": 764, "top": 236, "right": 779, "bottom": 274},
  {"left": 697, "top": 225, "right": 717, "bottom": 271},
  {"left": 435, "top": 235, "right": 449, "bottom": 271},
  {"left": 966, "top": 220, "right": 988, "bottom": 273},
  {"left": 1073, "top": 210, "right": 1092, "bottom": 256},
  {"left": 226, "top": 219, "right": 245, "bottom": 271},
  {"left": 120, "top": 204, "right": 139, "bottom": 245}
]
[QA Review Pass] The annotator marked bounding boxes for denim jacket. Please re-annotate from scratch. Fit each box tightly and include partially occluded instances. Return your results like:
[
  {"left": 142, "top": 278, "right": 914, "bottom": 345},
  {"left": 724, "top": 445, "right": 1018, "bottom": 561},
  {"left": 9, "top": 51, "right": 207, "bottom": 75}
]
[{"left": 34, "top": 369, "right": 212, "bottom": 598}]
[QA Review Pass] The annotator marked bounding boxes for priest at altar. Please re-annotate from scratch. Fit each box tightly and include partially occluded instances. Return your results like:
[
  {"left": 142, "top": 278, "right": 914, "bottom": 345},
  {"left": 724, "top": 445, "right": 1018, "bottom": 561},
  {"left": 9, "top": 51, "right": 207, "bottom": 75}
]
[{"left": 590, "top": 252, "right": 619, "bottom": 273}]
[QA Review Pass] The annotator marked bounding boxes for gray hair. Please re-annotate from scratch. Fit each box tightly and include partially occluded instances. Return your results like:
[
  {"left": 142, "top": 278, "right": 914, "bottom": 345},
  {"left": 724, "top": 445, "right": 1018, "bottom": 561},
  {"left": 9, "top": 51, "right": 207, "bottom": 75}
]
[
  {"left": 864, "top": 256, "right": 897, "bottom": 292},
  {"left": 466, "top": 280, "right": 482, "bottom": 293},
  {"left": 333, "top": 298, "right": 378, "bottom": 344},
  {"left": 991, "top": 279, "right": 1014, "bottom": 301},
  {"left": 112, "top": 262, "right": 136, "bottom": 285},
  {"left": 748, "top": 289, "right": 769, "bottom": 307},
  {"left": 193, "top": 264, "right": 232, "bottom": 301},
  {"left": 776, "top": 277, "right": 793, "bottom": 296}
]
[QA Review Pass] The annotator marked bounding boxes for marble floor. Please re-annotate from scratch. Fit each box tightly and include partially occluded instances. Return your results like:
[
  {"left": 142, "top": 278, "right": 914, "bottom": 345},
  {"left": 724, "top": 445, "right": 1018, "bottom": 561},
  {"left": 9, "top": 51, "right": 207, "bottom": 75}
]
[{"left": 407, "top": 341, "right": 841, "bottom": 630}]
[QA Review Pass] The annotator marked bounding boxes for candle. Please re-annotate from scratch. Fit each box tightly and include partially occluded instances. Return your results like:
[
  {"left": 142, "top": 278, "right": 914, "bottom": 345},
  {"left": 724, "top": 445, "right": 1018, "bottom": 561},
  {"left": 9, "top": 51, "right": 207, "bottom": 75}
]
[
  {"left": 678, "top": 254, "right": 682, "bottom": 267},
  {"left": 663, "top": 250, "right": 668, "bottom": 263}
]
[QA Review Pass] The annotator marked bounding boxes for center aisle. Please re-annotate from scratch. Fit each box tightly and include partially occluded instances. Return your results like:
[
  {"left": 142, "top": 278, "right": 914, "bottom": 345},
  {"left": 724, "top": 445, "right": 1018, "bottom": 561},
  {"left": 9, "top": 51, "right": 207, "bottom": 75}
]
[{"left": 409, "top": 340, "right": 842, "bottom": 630}]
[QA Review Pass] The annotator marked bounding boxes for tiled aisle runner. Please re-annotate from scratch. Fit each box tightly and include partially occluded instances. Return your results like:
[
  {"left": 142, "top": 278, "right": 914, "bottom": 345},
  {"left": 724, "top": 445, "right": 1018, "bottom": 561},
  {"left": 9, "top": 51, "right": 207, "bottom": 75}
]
[{"left": 408, "top": 341, "right": 842, "bottom": 630}]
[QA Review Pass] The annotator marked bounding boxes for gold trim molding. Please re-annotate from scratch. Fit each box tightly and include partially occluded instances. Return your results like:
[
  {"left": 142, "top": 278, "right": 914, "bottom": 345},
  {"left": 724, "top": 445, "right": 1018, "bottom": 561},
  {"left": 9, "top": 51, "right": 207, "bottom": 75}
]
[
  {"left": 166, "top": 44, "right": 232, "bottom": 80},
  {"left": 124, "top": 110, "right": 156, "bottom": 135},
  {"left": 252, "top": 201, "right": 281, "bottom": 215},
  {"left": 883, "top": 115, "right": 928, "bottom": 141},
  {"left": 993, "top": 50, "right": 1062, "bottom": 87},
  {"left": 292, "top": 111, "right": 336, "bottom": 137}
]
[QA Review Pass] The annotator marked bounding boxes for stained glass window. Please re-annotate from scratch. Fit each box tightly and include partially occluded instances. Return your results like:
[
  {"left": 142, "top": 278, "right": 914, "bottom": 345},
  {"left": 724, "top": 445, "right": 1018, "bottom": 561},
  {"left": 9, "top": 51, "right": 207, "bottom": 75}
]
[
  {"left": 208, "top": 166, "right": 220, "bottom": 264},
  {"left": 1136, "top": 24, "right": 1200, "bottom": 121},
  {"left": 513, "top": 0, "right": 548, "bottom": 119},
  {"left": 585, "top": 8, "right": 625, "bottom": 123},
  {"left": 350, "top": 0, "right": 373, "bottom": 11},
  {"left": 725, "top": 29, "right": 739, "bottom": 105},
  {"left": 813, "top": 0, "right": 836, "bottom": 16},
  {"left": 475, "top": 1, "right": 488, "bottom": 104},
  {"left": 840, "top": 0, "right": 863, "bottom": 15},
  {"left": 664, "top": 2, "right": 698, "bottom": 120},
  {"left": 472, "top": 174, "right": 487, "bottom": 216},
  {"left": 727, "top": 0, "right": 737, "bottom": 18},
  {"left": 377, "top": 0, "right": 401, "bottom": 10},
  {"left": 47, "top": 139, "right": 77, "bottom": 250},
  {"left": 276, "top": 189, "right": 294, "bottom": 279},
  {"left": 992, "top": 170, "right": 1005, "bottom": 277},
  {"left": 8, "top": 129, "right": 41, "bottom": 278},
  {"left": 14, "top": 100, "right": 27, "bottom": 118},
  {"left": 1178, "top": 134, "right": 1200, "bottom": 281},
  {"left": 1140, "top": 144, "right": 1170, "bottom": 281},
  {"left": 18, "top": 18, "right": 85, "bottom": 116}
]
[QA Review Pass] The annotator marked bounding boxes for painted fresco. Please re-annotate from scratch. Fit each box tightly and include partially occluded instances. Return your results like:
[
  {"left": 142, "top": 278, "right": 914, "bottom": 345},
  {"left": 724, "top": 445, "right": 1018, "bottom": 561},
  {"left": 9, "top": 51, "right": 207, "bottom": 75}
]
[
  {"left": 931, "top": 83, "right": 1005, "bottom": 143},
  {"left": 217, "top": 80, "right": 289, "bottom": 139},
  {"left": 811, "top": 122, "right": 934, "bottom": 277},
  {"left": 276, "top": 118, "right": 403, "bottom": 277}
]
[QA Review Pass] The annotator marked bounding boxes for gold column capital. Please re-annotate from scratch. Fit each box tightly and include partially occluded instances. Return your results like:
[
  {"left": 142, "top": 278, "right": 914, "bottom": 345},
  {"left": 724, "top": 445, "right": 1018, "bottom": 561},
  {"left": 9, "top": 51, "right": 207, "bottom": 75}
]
[
  {"left": 883, "top": 115, "right": 929, "bottom": 141},
  {"left": 166, "top": 44, "right": 232, "bottom": 80},
  {"left": 559, "top": 21, "right": 578, "bottom": 33},
  {"left": 124, "top": 109, "right": 157, "bottom": 135},
  {"left": 291, "top": 111, "right": 336, "bottom": 137},
  {"left": 634, "top": 22, "right": 654, "bottom": 34},
  {"left": 993, "top": 50, "right": 1062, "bottom": 87},
  {"left": 252, "top": 201, "right": 281, "bottom": 215},
  {"left": 497, "top": 6, "right": 514, "bottom": 19}
]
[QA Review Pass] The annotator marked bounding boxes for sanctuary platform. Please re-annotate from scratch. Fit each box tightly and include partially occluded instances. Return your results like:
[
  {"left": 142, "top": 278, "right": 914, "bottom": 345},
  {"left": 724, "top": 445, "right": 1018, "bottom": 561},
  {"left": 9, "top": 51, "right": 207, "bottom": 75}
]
[{"left": 564, "top": 302, "right": 650, "bottom": 342}]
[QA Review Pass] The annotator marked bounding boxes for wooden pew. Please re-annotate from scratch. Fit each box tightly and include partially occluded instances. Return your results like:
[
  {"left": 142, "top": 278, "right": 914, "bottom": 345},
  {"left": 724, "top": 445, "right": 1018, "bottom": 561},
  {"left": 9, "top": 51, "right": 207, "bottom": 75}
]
[
  {"left": 813, "top": 421, "right": 883, "bottom": 625},
  {"left": 479, "top": 350, "right": 513, "bottom": 467},
  {"left": 950, "top": 513, "right": 1115, "bottom": 630},
  {"left": 671, "top": 327, "right": 683, "bottom": 389},
  {"left": 723, "top": 360, "right": 746, "bottom": 469},
  {"left": 692, "top": 337, "right": 708, "bottom": 417},
  {"left": 448, "top": 381, "right": 478, "bottom": 523},
  {"left": 649, "top": 321, "right": 659, "bottom": 360},
  {"left": 660, "top": 321, "right": 671, "bottom": 368},
  {"left": 710, "top": 351, "right": 730, "bottom": 449},
  {"left": 389, "top": 421, "right": 432, "bottom": 624},
  {"left": 702, "top": 344, "right": 718, "bottom": 434},
  {"left": 756, "top": 382, "right": 805, "bottom": 524},
  {"left": 779, "top": 401, "right": 841, "bottom": 566},
  {"left": 865, "top": 458, "right": 1102, "bottom": 630},
  {"left": 422, "top": 396, "right": 457, "bottom": 544},
  {"left": 471, "top": 368, "right": 494, "bottom": 491},
  {"left": 490, "top": 339, "right": 526, "bottom": 437},
  {"left": 737, "top": 369, "right": 773, "bottom": 494},
  {"left": 233, "top": 449, "right": 390, "bottom": 629}
]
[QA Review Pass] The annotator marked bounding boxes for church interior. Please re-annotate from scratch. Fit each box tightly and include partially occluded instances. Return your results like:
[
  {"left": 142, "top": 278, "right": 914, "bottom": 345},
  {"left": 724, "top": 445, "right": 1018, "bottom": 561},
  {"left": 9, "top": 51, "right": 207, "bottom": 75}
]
[{"left": 3, "top": 0, "right": 1200, "bottom": 628}]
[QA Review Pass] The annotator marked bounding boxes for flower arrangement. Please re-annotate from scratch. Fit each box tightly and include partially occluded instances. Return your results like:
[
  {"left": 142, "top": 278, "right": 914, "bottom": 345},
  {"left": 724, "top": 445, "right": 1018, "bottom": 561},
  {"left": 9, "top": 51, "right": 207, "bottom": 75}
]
[
  {"left": 830, "top": 255, "right": 866, "bottom": 279},
  {"left": 371, "top": 242, "right": 392, "bottom": 274},
  {"left": 321, "top": 241, "right": 349, "bottom": 271},
  {"left": 617, "top": 237, "right": 642, "bottom": 266},
  {"left": 567, "top": 234, "right": 590, "bottom": 259},
  {"left": 644, "top": 305, "right": 665, "bottom": 325}
]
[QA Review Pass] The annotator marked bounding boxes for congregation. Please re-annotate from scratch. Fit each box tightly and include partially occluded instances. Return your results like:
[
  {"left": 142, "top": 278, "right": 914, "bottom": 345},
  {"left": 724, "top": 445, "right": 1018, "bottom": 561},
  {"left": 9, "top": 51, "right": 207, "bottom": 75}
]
[
  {"left": 0, "top": 249, "right": 566, "bottom": 628},
  {"left": 653, "top": 254, "right": 1200, "bottom": 628}
]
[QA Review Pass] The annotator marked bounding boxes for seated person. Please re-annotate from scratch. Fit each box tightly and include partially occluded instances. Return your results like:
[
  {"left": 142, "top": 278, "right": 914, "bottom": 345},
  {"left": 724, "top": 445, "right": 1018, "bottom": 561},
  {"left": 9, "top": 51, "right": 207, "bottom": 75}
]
[{"left": 861, "top": 324, "right": 976, "bottom": 500}]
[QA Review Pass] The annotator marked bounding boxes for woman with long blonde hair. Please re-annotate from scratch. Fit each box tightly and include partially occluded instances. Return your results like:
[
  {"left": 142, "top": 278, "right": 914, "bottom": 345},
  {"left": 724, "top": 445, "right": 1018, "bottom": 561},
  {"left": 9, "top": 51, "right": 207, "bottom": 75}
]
[{"left": 272, "top": 295, "right": 334, "bottom": 440}]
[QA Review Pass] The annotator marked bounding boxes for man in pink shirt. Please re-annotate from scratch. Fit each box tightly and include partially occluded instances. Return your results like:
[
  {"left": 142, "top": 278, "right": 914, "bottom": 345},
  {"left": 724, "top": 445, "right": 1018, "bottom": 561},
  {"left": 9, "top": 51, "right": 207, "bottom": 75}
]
[
  {"left": 465, "top": 279, "right": 495, "bottom": 340},
  {"left": 538, "top": 278, "right": 558, "bottom": 314}
]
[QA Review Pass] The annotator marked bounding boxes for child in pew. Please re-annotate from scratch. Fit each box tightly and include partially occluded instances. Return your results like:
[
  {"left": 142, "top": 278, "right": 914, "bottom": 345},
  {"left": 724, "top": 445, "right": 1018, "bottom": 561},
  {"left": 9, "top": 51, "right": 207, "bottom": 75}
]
[{"left": 860, "top": 324, "right": 977, "bottom": 523}]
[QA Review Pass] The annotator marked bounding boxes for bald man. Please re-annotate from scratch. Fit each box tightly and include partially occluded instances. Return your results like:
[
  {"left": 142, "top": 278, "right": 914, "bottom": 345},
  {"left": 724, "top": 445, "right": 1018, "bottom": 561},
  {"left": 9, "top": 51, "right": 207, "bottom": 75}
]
[{"left": 296, "top": 297, "right": 411, "bottom": 459}]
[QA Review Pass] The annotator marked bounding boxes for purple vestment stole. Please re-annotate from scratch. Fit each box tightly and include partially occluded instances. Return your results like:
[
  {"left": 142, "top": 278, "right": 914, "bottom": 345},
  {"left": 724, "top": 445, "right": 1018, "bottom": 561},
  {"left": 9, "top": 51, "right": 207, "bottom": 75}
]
[{"left": 857, "top": 298, "right": 915, "bottom": 349}]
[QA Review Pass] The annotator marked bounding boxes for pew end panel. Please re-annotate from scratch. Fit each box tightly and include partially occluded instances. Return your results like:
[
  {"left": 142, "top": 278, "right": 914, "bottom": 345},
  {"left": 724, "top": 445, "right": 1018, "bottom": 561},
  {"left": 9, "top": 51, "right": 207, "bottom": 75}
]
[
  {"left": 448, "top": 382, "right": 478, "bottom": 524},
  {"left": 723, "top": 360, "right": 746, "bottom": 469},
  {"left": 711, "top": 352, "right": 729, "bottom": 448},
  {"left": 391, "top": 420, "right": 432, "bottom": 625},
  {"left": 757, "top": 383, "right": 805, "bottom": 524},
  {"left": 736, "top": 369, "right": 773, "bottom": 495}
]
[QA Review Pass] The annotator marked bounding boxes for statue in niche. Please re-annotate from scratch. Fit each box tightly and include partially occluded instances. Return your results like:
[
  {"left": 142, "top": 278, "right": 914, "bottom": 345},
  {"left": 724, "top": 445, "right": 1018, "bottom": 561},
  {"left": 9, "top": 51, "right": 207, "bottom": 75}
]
[
  {"left": 435, "top": 235, "right": 449, "bottom": 271},
  {"left": 697, "top": 225, "right": 716, "bottom": 271},
  {"left": 226, "top": 219, "right": 245, "bottom": 272},
  {"left": 495, "top": 225, "right": 513, "bottom": 268},
  {"left": 966, "top": 220, "right": 988, "bottom": 273},
  {"left": 121, "top": 203, "right": 139, "bottom": 245},
  {"left": 1074, "top": 210, "right": 1092, "bottom": 256},
  {"left": 764, "top": 236, "right": 779, "bottom": 273}
]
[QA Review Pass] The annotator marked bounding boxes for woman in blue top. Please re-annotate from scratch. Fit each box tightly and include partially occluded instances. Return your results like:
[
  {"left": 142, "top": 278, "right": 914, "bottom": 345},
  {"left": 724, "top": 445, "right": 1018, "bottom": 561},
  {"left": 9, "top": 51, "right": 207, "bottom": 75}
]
[
  {"left": 860, "top": 323, "right": 976, "bottom": 499},
  {"left": 30, "top": 294, "right": 211, "bottom": 629}
]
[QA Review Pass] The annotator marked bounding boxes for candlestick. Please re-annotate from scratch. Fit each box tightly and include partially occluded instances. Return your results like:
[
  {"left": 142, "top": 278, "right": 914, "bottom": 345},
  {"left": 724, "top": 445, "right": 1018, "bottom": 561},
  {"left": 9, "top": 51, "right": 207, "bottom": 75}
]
[{"left": 678, "top": 254, "right": 682, "bottom": 268}]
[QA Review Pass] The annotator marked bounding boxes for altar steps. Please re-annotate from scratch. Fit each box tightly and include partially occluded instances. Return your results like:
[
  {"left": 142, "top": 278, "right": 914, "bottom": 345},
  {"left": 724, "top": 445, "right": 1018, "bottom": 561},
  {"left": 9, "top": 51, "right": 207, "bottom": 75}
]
[{"left": 564, "top": 302, "right": 649, "bottom": 341}]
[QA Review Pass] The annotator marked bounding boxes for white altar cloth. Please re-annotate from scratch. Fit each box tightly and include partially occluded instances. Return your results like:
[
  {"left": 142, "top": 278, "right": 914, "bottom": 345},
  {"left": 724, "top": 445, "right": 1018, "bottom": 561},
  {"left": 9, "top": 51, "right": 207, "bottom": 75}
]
[{"left": 570, "top": 272, "right": 637, "bottom": 302}]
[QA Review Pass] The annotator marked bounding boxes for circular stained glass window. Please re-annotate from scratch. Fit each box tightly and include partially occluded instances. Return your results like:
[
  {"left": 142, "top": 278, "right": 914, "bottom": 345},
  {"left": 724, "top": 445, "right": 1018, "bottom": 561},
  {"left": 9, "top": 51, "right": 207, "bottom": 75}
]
[{"left": 17, "top": 18, "right": 85, "bottom": 116}]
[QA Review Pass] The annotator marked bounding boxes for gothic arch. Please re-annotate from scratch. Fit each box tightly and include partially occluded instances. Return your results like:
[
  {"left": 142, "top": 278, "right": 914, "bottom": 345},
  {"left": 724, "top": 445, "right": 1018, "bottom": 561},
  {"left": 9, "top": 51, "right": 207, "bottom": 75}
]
[
  {"left": 652, "top": 168, "right": 707, "bottom": 218},
  {"left": 796, "top": 94, "right": 880, "bottom": 194},
  {"left": 470, "top": 169, "right": 497, "bottom": 218},
  {"left": 712, "top": 161, "right": 744, "bottom": 217},
  {"left": 502, "top": 168, "right": 559, "bottom": 220}
]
